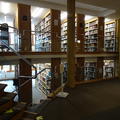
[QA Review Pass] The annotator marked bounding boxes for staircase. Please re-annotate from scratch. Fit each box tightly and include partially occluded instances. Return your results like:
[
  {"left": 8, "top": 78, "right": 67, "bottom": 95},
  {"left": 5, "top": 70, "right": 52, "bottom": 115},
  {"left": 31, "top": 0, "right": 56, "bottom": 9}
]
[{"left": 0, "top": 83, "right": 39, "bottom": 120}]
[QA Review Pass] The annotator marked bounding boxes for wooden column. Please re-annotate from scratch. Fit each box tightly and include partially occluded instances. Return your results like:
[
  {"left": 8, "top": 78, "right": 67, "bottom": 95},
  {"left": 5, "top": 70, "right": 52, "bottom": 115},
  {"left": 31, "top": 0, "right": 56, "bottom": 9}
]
[
  {"left": 97, "top": 17, "right": 104, "bottom": 79},
  {"left": 96, "top": 57, "right": 104, "bottom": 79},
  {"left": 98, "top": 17, "right": 104, "bottom": 52},
  {"left": 17, "top": 4, "right": 32, "bottom": 104},
  {"left": 67, "top": 0, "right": 76, "bottom": 88},
  {"left": 51, "top": 9, "right": 61, "bottom": 91},
  {"left": 76, "top": 14, "right": 85, "bottom": 82},
  {"left": 76, "top": 58, "right": 85, "bottom": 81},
  {"left": 116, "top": 19, "right": 120, "bottom": 79},
  {"left": 76, "top": 14, "right": 85, "bottom": 53}
]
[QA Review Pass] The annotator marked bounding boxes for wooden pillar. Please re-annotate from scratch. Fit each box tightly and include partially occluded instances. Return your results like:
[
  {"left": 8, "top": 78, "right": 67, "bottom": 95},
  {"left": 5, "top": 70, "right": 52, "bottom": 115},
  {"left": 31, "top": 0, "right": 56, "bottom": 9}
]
[
  {"left": 67, "top": 0, "right": 76, "bottom": 88},
  {"left": 116, "top": 19, "right": 120, "bottom": 79},
  {"left": 17, "top": 4, "right": 32, "bottom": 104},
  {"left": 76, "top": 14, "right": 85, "bottom": 53},
  {"left": 97, "top": 57, "right": 104, "bottom": 79},
  {"left": 76, "top": 14, "right": 85, "bottom": 82},
  {"left": 51, "top": 9, "right": 61, "bottom": 91},
  {"left": 97, "top": 17, "right": 104, "bottom": 79},
  {"left": 76, "top": 58, "right": 85, "bottom": 81},
  {"left": 98, "top": 17, "right": 104, "bottom": 52}
]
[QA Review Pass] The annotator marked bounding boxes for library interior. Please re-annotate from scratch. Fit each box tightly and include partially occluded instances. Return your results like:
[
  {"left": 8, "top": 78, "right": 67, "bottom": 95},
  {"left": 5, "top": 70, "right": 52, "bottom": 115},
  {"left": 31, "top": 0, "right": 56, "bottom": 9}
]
[{"left": 0, "top": 0, "right": 120, "bottom": 120}]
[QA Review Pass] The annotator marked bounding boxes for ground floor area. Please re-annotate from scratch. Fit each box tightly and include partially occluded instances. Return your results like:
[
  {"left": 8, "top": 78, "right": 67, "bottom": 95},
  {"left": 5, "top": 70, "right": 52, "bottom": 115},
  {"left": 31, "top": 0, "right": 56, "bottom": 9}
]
[{"left": 32, "top": 79, "right": 120, "bottom": 120}]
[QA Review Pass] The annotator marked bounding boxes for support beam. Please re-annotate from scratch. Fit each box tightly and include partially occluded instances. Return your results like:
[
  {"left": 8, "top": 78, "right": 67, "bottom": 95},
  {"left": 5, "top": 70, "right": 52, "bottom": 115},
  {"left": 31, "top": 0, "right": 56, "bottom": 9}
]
[
  {"left": 17, "top": 4, "right": 32, "bottom": 104},
  {"left": 76, "top": 14, "right": 85, "bottom": 53},
  {"left": 67, "top": 0, "right": 76, "bottom": 88},
  {"left": 76, "top": 14, "right": 85, "bottom": 82},
  {"left": 96, "top": 57, "right": 104, "bottom": 79},
  {"left": 97, "top": 17, "right": 104, "bottom": 79},
  {"left": 98, "top": 17, "right": 104, "bottom": 52},
  {"left": 76, "top": 58, "right": 85, "bottom": 81},
  {"left": 116, "top": 19, "right": 120, "bottom": 79},
  {"left": 51, "top": 9, "right": 61, "bottom": 91}
]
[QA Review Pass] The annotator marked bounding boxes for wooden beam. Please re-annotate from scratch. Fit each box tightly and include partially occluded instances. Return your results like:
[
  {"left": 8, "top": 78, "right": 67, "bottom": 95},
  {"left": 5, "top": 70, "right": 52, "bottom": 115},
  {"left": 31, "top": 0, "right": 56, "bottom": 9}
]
[
  {"left": 116, "top": 19, "right": 120, "bottom": 79},
  {"left": 76, "top": 58, "right": 85, "bottom": 82},
  {"left": 67, "top": 0, "right": 76, "bottom": 88},
  {"left": 76, "top": 14, "right": 85, "bottom": 53},
  {"left": 17, "top": 4, "right": 32, "bottom": 104},
  {"left": 98, "top": 17, "right": 104, "bottom": 52},
  {"left": 51, "top": 9, "right": 61, "bottom": 91},
  {"left": 96, "top": 57, "right": 104, "bottom": 79}
]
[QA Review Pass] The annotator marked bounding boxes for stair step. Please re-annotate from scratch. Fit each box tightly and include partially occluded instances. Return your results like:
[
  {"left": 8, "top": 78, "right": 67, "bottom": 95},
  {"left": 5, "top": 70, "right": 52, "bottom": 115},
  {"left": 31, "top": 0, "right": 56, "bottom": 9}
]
[
  {"left": 0, "top": 102, "right": 27, "bottom": 120},
  {"left": 0, "top": 84, "right": 7, "bottom": 91},
  {"left": 28, "top": 99, "right": 51, "bottom": 113},
  {"left": 21, "top": 118, "right": 34, "bottom": 120},
  {"left": 20, "top": 111, "right": 38, "bottom": 120},
  {"left": 0, "top": 92, "right": 16, "bottom": 113},
  {"left": 0, "top": 84, "right": 7, "bottom": 97}
]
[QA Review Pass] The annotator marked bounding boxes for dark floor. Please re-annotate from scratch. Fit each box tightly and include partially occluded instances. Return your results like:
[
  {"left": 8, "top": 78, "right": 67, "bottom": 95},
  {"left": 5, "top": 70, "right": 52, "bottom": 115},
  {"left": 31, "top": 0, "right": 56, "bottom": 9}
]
[{"left": 34, "top": 79, "right": 120, "bottom": 120}]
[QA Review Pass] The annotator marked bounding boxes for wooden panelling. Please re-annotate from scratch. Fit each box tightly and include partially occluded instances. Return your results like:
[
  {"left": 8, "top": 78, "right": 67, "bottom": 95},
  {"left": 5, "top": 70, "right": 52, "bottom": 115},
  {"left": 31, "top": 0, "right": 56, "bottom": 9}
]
[
  {"left": 18, "top": 4, "right": 31, "bottom": 51},
  {"left": 98, "top": 17, "right": 105, "bottom": 52},
  {"left": 51, "top": 9, "right": 61, "bottom": 52},
  {"left": 96, "top": 57, "right": 104, "bottom": 79},
  {"left": 51, "top": 58, "right": 61, "bottom": 91},
  {"left": 51, "top": 9, "right": 61, "bottom": 90},
  {"left": 67, "top": 0, "right": 76, "bottom": 88},
  {"left": 76, "top": 58, "right": 85, "bottom": 81},
  {"left": 76, "top": 14, "right": 85, "bottom": 52},
  {"left": 17, "top": 4, "right": 32, "bottom": 104}
]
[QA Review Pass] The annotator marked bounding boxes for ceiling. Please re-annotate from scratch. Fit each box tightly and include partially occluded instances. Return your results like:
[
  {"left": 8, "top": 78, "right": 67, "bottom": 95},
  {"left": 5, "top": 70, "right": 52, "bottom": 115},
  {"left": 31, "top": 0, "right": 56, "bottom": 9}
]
[
  {"left": 0, "top": 0, "right": 120, "bottom": 19},
  {"left": 0, "top": 2, "right": 16, "bottom": 16}
]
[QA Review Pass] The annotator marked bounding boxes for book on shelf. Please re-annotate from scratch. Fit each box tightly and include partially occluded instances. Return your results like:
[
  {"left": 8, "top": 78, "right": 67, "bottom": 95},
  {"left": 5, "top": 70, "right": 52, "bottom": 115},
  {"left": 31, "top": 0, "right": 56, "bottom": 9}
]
[
  {"left": 35, "top": 12, "right": 51, "bottom": 52},
  {"left": 104, "top": 21, "right": 116, "bottom": 52},
  {"left": 103, "top": 60, "right": 114, "bottom": 78},
  {"left": 35, "top": 63, "right": 51, "bottom": 94},
  {"left": 84, "top": 62, "right": 96, "bottom": 80},
  {"left": 85, "top": 18, "right": 98, "bottom": 52}
]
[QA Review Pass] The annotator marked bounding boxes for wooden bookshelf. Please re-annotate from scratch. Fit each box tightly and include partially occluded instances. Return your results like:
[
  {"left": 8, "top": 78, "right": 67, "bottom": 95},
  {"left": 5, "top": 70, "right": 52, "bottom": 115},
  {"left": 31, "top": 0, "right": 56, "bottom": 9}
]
[
  {"left": 61, "top": 20, "right": 67, "bottom": 52},
  {"left": 85, "top": 17, "right": 104, "bottom": 52},
  {"left": 84, "top": 61, "right": 97, "bottom": 80},
  {"left": 35, "top": 9, "right": 61, "bottom": 91},
  {"left": 103, "top": 60, "right": 115, "bottom": 78},
  {"left": 85, "top": 18, "right": 98, "bottom": 52},
  {"left": 35, "top": 11, "right": 51, "bottom": 52},
  {"left": 104, "top": 20, "right": 116, "bottom": 52},
  {"left": 61, "top": 17, "right": 77, "bottom": 52},
  {"left": 36, "top": 63, "right": 51, "bottom": 95}
]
